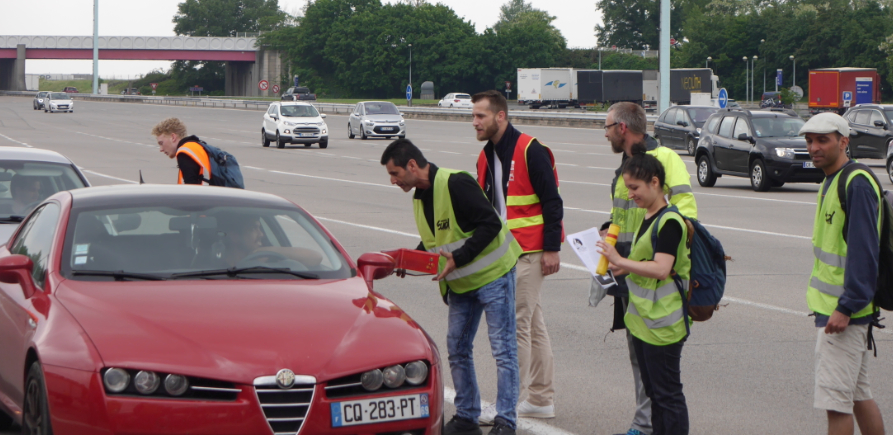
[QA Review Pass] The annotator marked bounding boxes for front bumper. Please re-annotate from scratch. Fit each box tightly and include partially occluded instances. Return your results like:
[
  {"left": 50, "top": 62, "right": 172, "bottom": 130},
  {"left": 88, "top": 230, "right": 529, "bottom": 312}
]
[
  {"left": 765, "top": 159, "right": 825, "bottom": 183},
  {"left": 281, "top": 133, "right": 329, "bottom": 144},
  {"left": 362, "top": 124, "right": 405, "bottom": 137},
  {"left": 43, "top": 364, "right": 442, "bottom": 435}
]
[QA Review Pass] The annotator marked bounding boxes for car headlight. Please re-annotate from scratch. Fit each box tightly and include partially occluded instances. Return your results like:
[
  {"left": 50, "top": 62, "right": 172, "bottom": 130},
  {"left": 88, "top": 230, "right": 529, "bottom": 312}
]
[
  {"left": 382, "top": 365, "right": 406, "bottom": 388},
  {"left": 696, "top": 127, "right": 702, "bottom": 135},
  {"left": 103, "top": 368, "right": 130, "bottom": 393},
  {"left": 321, "top": 128, "right": 328, "bottom": 134},
  {"left": 134, "top": 370, "right": 160, "bottom": 394},
  {"left": 164, "top": 374, "right": 189, "bottom": 396},
  {"left": 361, "top": 369, "right": 384, "bottom": 391},
  {"left": 404, "top": 361, "right": 428, "bottom": 386},
  {"left": 775, "top": 148, "right": 796, "bottom": 159},
  {"left": 399, "top": 120, "right": 406, "bottom": 126},
  {"left": 284, "top": 121, "right": 296, "bottom": 126}
]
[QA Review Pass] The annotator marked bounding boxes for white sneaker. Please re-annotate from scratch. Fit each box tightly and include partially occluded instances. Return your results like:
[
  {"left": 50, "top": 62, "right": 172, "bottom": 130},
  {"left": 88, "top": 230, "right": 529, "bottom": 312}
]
[
  {"left": 478, "top": 403, "right": 497, "bottom": 425},
  {"left": 517, "top": 400, "right": 555, "bottom": 419}
]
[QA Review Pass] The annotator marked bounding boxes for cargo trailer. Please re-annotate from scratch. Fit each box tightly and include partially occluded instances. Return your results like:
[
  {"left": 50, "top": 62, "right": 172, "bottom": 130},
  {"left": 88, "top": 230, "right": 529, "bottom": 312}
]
[{"left": 808, "top": 68, "right": 882, "bottom": 114}]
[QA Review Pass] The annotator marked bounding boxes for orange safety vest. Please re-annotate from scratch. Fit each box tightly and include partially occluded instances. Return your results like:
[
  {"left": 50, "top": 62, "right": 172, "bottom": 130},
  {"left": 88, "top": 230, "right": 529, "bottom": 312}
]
[
  {"left": 476, "top": 133, "right": 563, "bottom": 253},
  {"left": 175, "top": 142, "right": 211, "bottom": 185}
]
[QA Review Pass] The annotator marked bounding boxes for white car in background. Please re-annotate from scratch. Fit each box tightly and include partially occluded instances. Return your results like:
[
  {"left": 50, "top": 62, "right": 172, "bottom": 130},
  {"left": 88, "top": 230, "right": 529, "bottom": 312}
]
[
  {"left": 44, "top": 92, "right": 74, "bottom": 113},
  {"left": 437, "top": 93, "right": 473, "bottom": 108},
  {"left": 262, "top": 101, "right": 329, "bottom": 149},
  {"left": 347, "top": 101, "right": 406, "bottom": 140}
]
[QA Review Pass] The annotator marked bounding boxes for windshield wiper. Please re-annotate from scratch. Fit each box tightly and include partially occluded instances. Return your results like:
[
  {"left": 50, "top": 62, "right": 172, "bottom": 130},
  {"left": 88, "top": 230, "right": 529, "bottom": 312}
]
[
  {"left": 0, "top": 216, "right": 25, "bottom": 223},
  {"left": 71, "top": 270, "right": 168, "bottom": 281},
  {"left": 170, "top": 266, "right": 318, "bottom": 280}
]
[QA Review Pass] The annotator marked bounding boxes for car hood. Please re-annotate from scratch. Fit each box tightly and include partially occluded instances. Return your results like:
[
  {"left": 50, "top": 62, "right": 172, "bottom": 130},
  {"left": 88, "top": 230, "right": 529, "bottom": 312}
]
[
  {"left": 56, "top": 277, "right": 432, "bottom": 384},
  {"left": 755, "top": 137, "right": 806, "bottom": 148},
  {"left": 364, "top": 114, "right": 403, "bottom": 123},
  {"left": 281, "top": 117, "right": 323, "bottom": 125}
]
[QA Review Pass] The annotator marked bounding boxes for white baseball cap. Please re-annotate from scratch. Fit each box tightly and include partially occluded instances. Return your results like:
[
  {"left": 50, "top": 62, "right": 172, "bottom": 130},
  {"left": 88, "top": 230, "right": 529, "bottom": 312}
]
[{"left": 799, "top": 112, "right": 850, "bottom": 137}]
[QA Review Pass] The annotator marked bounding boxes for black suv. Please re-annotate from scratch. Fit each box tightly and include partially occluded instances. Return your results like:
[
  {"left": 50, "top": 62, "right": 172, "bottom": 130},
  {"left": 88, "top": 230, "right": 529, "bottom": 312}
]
[
  {"left": 281, "top": 86, "right": 317, "bottom": 101},
  {"left": 695, "top": 108, "right": 824, "bottom": 191},
  {"left": 842, "top": 104, "right": 893, "bottom": 159},
  {"left": 653, "top": 105, "right": 719, "bottom": 156}
]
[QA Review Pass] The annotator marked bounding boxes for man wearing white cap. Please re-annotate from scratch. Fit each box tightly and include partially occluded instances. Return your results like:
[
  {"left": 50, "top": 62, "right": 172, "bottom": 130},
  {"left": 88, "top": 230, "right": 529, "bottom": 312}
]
[{"left": 800, "top": 112, "right": 885, "bottom": 435}]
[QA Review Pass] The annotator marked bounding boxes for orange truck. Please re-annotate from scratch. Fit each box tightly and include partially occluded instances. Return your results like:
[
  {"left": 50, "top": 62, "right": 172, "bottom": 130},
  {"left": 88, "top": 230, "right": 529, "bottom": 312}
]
[{"left": 808, "top": 68, "right": 882, "bottom": 114}]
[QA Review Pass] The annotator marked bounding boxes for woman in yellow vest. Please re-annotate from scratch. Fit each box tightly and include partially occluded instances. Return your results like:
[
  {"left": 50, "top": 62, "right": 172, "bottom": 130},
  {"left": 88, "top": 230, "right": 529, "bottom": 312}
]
[{"left": 598, "top": 149, "right": 691, "bottom": 435}]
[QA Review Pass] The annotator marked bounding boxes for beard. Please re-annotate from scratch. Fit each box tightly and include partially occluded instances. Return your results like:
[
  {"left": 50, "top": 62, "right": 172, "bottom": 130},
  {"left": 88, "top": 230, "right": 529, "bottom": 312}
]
[
  {"left": 609, "top": 135, "right": 625, "bottom": 154},
  {"left": 477, "top": 121, "right": 499, "bottom": 141}
]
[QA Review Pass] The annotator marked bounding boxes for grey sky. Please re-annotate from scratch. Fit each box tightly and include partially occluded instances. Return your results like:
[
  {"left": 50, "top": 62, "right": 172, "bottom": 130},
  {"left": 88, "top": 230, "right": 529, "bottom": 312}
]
[{"left": 0, "top": 0, "right": 599, "bottom": 77}]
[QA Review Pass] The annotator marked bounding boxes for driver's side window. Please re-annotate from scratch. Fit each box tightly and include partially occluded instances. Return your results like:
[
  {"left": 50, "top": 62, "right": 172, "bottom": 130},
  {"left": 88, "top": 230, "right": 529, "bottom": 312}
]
[
  {"left": 10, "top": 203, "right": 61, "bottom": 290},
  {"left": 732, "top": 118, "right": 751, "bottom": 139}
]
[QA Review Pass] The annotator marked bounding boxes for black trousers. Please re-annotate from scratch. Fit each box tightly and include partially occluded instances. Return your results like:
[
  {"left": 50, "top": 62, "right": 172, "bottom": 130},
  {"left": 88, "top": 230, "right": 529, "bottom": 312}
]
[{"left": 631, "top": 335, "right": 689, "bottom": 435}]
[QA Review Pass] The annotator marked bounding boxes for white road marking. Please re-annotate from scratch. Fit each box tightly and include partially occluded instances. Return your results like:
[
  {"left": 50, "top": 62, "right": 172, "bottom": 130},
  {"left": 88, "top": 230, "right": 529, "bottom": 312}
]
[
  {"left": 692, "top": 191, "right": 816, "bottom": 205},
  {"left": 74, "top": 131, "right": 155, "bottom": 148},
  {"left": 82, "top": 170, "right": 139, "bottom": 184},
  {"left": 444, "top": 387, "right": 577, "bottom": 435},
  {"left": 0, "top": 133, "right": 33, "bottom": 147},
  {"left": 242, "top": 166, "right": 398, "bottom": 189}
]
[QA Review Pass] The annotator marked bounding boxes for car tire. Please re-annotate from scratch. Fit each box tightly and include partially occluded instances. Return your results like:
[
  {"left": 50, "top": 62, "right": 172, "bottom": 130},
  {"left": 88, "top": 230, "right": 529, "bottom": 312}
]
[
  {"left": 686, "top": 138, "right": 696, "bottom": 156},
  {"left": 276, "top": 132, "right": 285, "bottom": 149},
  {"left": 22, "top": 362, "right": 53, "bottom": 435},
  {"left": 262, "top": 129, "right": 270, "bottom": 147},
  {"left": 887, "top": 157, "right": 893, "bottom": 185},
  {"left": 347, "top": 123, "right": 355, "bottom": 139},
  {"left": 398, "top": 134, "right": 405, "bottom": 139},
  {"left": 697, "top": 155, "right": 717, "bottom": 187},
  {"left": 33, "top": 103, "right": 37, "bottom": 110},
  {"left": 361, "top": 129, "right": 367, "bottom": 140},
  {"left": 319, "top": 141, "right": 328, "bottom": 149},
  {"left": 750, "top": 159, "right": 771, "bottom": 192}
]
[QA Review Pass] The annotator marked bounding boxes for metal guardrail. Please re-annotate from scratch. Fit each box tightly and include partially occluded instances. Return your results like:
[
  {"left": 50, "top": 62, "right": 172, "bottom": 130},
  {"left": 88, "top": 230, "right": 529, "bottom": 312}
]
[{"left": 1, "top": 91, "right": 657, "bottom": 127}]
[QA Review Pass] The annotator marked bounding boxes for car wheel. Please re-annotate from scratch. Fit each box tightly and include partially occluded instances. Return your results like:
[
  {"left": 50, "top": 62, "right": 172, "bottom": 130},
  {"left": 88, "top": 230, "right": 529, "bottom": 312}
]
[
  {"left": 22, "top": 362, "right": 53, "bottom": 435},
  {"left": 347, "top": 123, "right": 355, "bottom": 139},
  {"left": 687, "top": 138, "right": 696, "bottom": 156},
  {"left": 750, "top": 159, "right": 771, "bottom": 192},
  {"left": 33, "top": 103, "right": 37, "bottom": 110},
  {"left": 361, "top": 129, "right": 367, "bottom": 140},
  {"left": 398, "top": 134, "right": 406, "bottom": 139},
  {"left": 261, "top": 129, "right": 270, "bottom": 147},
  {"left": 887, "top": 157, "right": 893, "bottom": 185},
  {"left": 319, "top": 141, "right": 328, "bottom": 149},
  {"left": 276, "top": 132, "right": 285, "bottom": 149},
  {"left": 697, "top": 155, "right": 717, "bottom": 187}
]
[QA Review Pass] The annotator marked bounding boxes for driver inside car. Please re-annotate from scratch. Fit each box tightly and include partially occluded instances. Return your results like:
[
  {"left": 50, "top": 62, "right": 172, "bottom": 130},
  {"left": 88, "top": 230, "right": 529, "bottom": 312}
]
[
  {"left": 212, "top": 212, "right": 323, "bottom": 269},
  {"left": 10, "top": 175, "right": 42, "bottom": 216}
]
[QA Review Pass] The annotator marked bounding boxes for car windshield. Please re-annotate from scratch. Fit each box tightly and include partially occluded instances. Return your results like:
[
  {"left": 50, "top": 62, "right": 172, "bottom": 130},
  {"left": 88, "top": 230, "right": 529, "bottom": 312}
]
[
  {"left": 365, "top": 102, "right": 399, "bottom": 115},
  {"left": 687, "top": 108, "right": 717, "bottom": 124},
  {"left": 0, "top": 161, "right": 86, "bottom": 221},
  {"left": 62, "top": 204, "right": 352, "bottom": 281},
  {"left": 280, "top": 105, "right": 320, "bottom": 117},
  {"left": 51, "top": 93, "right": 71, "bottom": 100},
  {"left": 38, "top": 92, "right": 48, "bottom": 97},
  {"left": 751, "top": 117, "right": 805, "bottom": 138},
  {"left": 455, "top": 94, "right": 471, "bottom": 99}
]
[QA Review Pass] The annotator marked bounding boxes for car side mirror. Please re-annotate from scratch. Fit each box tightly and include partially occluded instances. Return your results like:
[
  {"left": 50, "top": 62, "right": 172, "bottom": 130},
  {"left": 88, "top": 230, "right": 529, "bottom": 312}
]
[
  {"left": 0, "top": 255, "right": 36, "bottom": 298},
  {"left": 320, "top": 113, "right": 327, "bottom": 118},
  {"left": 271, "top": 116, "right": 278, "bottom": 121},
  {"left": 400, "top": 112, "right": 405, "bottom": 116},
  {"left": 357, "top": 252, "right": 396, "bottom": 291},
  {"left": 874, "top": 120, "right": 886, "bottom": 128},
  {"left": 737, "top": 133, "right": 755, "bottom": 143},
  {"left": 676, "top": 120, "right": 688, "bottom": 127}
]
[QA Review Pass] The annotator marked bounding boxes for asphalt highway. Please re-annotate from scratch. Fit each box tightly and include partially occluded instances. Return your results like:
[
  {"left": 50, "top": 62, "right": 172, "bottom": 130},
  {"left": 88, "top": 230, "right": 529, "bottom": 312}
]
[{"left": 1, "top": 96, "right": 891, "bottom": 435}]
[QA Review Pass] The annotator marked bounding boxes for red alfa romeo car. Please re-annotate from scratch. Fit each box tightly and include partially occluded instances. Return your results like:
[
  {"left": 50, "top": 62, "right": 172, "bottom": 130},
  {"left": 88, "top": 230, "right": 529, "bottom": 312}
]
[{"left": 0, "top": 185, "right": 442, "bottom": 435}]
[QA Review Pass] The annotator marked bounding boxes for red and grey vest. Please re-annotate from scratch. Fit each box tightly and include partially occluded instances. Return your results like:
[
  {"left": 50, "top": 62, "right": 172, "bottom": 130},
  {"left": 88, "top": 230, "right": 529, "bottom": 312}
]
[{"left": 476, "top": 133, "right": 563, "bottom": 253}]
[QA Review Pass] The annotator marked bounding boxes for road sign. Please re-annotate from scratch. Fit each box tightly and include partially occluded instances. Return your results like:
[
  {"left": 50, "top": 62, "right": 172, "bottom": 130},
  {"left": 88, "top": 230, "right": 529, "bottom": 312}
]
[
  {"left": 294, "top": 76, "right": 299, "bottom": 87},
  {"left": 150, "top": 83, "right": 158, "bottom": 90},
  {"left": 189, "top": 86, "right": 203, "bottom": 92},
  {"left": 258, "top": 80, "right": 269, "bottom": 91},
  {"left": 842, "top": 91, "right": 853, "bottom": 102},
  {"left": 272, "top": 84, "right": 280, "bottom": 94},
  {"left": 776, "top": 69, "right": 783, "bottom": 88},
  {"left": 717, "top": 88, "right": 728, "bottom": 109},
  {"left": 670, "top": 38, "right": 676, "bottom": 45},
  {"left": 505, "top": 81, "right": 512, "bottom": 91},
  {"left": 791, "top": 85, "right": 804, "bottom": 101},
  {"left": 406, "top": 84, "right": 413, "bottom": 100}
]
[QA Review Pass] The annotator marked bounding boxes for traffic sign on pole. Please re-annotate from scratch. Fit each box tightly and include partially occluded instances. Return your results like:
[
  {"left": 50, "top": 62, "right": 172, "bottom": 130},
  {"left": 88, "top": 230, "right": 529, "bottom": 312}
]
[
  {"left": 258, "top": 80, "right": 269, "bottom": 91},
  {"left": 150, "top": 83, "right": 158, "bottom": 90},
  {"left": 406, "top": 84, "right": 413, "bottom": 100},
  {"left": 272, "top": 85, "right": 280, "bottom": 94},
  {"left": 717, "top": 88, "right": 729, "bottom": 109}
]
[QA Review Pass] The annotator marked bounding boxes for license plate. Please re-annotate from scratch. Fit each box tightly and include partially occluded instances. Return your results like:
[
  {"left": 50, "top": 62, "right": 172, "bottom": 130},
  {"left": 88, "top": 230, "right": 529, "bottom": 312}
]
[
  {"left": 331, "top": 393, "right": 429, "bottom": 427},
  {"left": 803, "top": 162, "right": 815, "bottom": 168},
  {"left": 381, "top": 127, "right": 394, "bottom": 131},
  {"left": 299, "top": 133, "right": 315, "bottom": 137}
]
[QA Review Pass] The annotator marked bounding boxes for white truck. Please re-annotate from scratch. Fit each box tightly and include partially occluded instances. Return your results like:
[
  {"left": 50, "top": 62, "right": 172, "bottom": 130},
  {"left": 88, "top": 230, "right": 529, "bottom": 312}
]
[{"left": 517, "top": 68, "right": 575, "bottom": 109}]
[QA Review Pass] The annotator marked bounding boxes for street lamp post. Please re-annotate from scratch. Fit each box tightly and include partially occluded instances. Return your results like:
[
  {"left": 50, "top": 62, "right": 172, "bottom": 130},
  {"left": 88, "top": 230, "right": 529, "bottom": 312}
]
[
  {"left": 790, "top": 55, "right": 796, "bottom": 88},
  {"left": 743, "top": 56, "right": 749, "bottom": 104},
  {"left": 706, "top": 56, "right": 712, "bottom": 69},
  {"left": 752, "top": 55, "right": 758, "bottom": 103}
]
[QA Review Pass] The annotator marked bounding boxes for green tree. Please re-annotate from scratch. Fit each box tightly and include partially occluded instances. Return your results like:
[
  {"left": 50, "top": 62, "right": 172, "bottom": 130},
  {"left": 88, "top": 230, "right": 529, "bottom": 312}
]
[{"left": 595, "top": 0, "right": 686, "bottom": 49}]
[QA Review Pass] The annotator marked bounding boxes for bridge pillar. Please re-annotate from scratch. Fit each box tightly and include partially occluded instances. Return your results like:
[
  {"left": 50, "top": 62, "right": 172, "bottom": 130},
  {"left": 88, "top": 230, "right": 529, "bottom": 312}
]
[
  {"left": 224, "top": 49, "right": 283, "bottom": 97},
  {"left": 0, "top": 44, "right": 27, "bottom": 91}
]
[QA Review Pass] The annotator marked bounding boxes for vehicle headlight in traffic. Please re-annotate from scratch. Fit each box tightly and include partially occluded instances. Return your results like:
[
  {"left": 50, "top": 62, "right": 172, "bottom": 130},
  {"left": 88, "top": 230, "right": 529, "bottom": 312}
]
[
  {"left": 404, "top": 361, "right": 428, "bottom": 385},
  {"left": 361, "top": 369, "right": 384, "bottom": 391},
  {"left": 103, "top": 368, "right": 130, "bottom": 393},
  {"left": 775, "top": 148, "right": 796, "bottom": 159},
  {"left": 284, "top": 121, "right": 297, "bottom": 126},
  {"left": 696, "top": 128, "right": 702, "bottom": 135},
  {"left": 321, "top": 127, "right": 328, "bottom": 134},
  {"left": 382, "top": 365, "right": 406, "bottom": 388},
  {"left": 134, "top": 370, "right": 160, "bottom": 394},
  {"left": 164, "top": 374, "right": 189, "bottom": 396},
  {"left": 399, "top": 120, "right": 406, "bottom": 126}
]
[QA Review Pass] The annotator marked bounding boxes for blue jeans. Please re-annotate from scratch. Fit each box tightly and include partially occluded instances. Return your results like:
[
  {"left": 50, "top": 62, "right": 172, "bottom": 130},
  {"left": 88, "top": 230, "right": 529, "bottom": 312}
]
[{"left": 447, "top": 268, "right": 519, "bottom": 429}]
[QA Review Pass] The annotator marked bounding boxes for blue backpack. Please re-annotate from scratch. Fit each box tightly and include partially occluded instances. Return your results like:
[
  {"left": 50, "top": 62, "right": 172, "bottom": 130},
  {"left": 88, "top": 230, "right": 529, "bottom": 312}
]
[
  {"left": 651, "top": 206, "right": 730, "bottom": 323},
  {"left": 194, "top": 140, "right": 245, "bottom": 189}
]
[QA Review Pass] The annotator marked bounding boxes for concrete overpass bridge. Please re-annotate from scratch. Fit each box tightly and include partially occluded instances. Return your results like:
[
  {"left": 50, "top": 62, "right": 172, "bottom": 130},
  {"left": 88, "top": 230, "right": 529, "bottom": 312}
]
[{"left": 0, "top": 35, "right": 284, "bottom": 96}]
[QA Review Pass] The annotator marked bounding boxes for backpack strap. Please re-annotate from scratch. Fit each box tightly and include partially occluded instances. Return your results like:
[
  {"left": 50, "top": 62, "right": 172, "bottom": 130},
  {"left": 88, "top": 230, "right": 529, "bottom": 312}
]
[
  {"left": 649, "top": 205, "right": 691, "bottom": 339},
  {"left": 835, "top": 162, "right": 882, "bottom": 243}
]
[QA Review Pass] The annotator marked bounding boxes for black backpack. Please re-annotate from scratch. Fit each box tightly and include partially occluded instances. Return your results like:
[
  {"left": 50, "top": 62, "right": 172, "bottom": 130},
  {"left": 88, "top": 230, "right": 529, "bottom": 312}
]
[
  {"left": 836, "top": 163, "right": 893, "bottom": 311},
  {"left": 192, "top": 139, "right": 245, "bottom": 189}
]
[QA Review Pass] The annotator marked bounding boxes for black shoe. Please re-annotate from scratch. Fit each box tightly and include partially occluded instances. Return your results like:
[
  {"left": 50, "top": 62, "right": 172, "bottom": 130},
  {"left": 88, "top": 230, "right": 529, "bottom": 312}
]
[
  {"left": 444, "top": 415, "right": 483, "bottom": 435},
  {"left": 488, "top": 417, "right": 516, "bottom": 435}
]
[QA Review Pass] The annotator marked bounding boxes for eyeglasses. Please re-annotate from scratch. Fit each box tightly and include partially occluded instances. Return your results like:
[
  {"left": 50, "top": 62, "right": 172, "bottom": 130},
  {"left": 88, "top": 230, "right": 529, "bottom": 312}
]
[{"left": 604, "top": 122, "right": 620, "bottom": 131}]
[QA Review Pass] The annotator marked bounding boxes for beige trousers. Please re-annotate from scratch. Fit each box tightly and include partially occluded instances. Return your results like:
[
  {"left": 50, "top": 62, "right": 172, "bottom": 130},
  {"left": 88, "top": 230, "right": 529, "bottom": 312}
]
[{"left": 515, "top": 252, "right": 555, "bottom": 406}]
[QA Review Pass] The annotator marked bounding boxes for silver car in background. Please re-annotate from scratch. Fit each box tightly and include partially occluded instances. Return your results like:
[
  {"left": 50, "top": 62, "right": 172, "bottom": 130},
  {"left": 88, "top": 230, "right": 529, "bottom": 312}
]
[
  {"left": 44, "top": 92, "right": 74, "bottom": 113},
  {"left": 347, "top": 101, "right": 406, "bottom": 140},
  {"left": 33, "top": 91, "right": 50, "bottom": 110}
]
